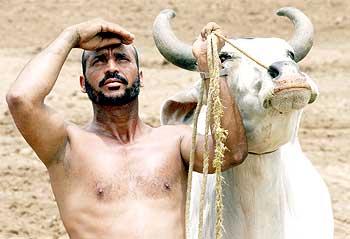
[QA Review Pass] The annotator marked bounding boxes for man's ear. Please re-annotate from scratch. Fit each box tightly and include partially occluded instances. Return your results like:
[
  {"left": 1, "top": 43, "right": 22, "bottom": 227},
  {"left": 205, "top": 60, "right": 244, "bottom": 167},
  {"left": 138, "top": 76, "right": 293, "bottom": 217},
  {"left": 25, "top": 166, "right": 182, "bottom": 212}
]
[
  {"left": 80, "top": 75, "right": 86, "bottom": 93},
  {"left": 139, "top": 70, "right": 144, "bottom": 87}
]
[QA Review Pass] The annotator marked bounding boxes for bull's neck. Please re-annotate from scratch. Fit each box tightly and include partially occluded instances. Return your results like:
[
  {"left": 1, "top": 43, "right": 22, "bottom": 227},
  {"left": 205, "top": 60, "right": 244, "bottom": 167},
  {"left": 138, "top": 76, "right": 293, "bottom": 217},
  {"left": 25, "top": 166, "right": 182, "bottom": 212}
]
[
  {"left": 233, "top": 149, "right": 284, "bottom": 181},
  {"left": 223, "top": 150, "right": 287, "bottom": 238}
]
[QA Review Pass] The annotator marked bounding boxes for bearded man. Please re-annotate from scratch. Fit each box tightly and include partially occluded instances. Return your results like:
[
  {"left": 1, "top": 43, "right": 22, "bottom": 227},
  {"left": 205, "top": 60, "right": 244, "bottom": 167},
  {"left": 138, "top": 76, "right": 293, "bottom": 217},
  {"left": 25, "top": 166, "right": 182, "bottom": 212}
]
[{"left": 6, "top": 19, "right": 247, "bottom": 239}]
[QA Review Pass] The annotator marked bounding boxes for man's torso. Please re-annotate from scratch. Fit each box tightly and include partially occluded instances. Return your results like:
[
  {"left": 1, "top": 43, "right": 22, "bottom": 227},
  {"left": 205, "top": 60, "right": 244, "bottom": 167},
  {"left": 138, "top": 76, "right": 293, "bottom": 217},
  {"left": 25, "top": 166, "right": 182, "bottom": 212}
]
[{"left": 48, "top": 124, "right": 187, "bottom": 239}]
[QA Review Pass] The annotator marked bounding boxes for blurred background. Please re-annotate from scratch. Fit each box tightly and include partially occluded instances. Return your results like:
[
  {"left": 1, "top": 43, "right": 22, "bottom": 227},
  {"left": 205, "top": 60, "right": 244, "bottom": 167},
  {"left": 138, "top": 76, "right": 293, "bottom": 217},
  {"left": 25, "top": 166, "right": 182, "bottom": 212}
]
[{"left": 0, "top": 0, "right": 349, "bottom": 238}]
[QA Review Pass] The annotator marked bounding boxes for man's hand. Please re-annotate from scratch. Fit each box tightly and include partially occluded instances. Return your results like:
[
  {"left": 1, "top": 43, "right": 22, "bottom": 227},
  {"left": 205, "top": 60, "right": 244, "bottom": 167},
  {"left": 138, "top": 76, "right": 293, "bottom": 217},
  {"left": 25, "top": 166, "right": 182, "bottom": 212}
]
[
  {"left": 65, "top": 18, "right": 135, "bottom": 50},
  {"left": 192, "top": 22, "right": 226, "bottom": 73}
]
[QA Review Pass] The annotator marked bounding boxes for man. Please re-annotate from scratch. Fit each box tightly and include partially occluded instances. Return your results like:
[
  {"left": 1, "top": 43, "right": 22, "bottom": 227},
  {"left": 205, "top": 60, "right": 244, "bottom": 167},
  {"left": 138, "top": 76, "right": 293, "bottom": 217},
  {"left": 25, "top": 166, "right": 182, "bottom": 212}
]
[{"left": 6, "top": 19, "right": 247, "bottom": 239}]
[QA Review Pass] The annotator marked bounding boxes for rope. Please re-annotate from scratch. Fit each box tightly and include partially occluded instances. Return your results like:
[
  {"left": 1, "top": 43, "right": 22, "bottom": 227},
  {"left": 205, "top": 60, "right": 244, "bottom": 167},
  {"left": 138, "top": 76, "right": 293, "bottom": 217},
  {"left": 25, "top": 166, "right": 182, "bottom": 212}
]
[
  {"left": 186, "top": 30, "right": 267, "bottom": 239},
  {"left": 185, "top": 78, "right": 205, "bottom": 239},
  {"left": 197, "top": 71, "right": 213, "bottom": 239},
  {"left": 213, "top": 32, "right": 269, "bottom": 70},
  {"left": 207, "top": 33, "right": 228, "bottom": 239},
  {"left": 196, "top": 32, "right": 228, "bottom": 239}
]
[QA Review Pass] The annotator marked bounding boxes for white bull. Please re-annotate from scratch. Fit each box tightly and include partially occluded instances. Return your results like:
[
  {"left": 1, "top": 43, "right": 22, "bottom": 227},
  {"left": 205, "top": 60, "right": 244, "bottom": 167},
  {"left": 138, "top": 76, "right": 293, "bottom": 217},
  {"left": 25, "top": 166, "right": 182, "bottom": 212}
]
[{"left": 153, "top": 7, "right": 334, "bottom": 239}]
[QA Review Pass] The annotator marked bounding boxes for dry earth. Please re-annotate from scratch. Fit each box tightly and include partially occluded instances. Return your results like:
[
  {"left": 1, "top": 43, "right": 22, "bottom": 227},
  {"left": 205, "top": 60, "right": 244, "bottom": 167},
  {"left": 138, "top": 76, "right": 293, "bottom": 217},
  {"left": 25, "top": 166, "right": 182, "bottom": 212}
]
[{"left": 0, "top": 0, "right": 349, "bottom": 238}]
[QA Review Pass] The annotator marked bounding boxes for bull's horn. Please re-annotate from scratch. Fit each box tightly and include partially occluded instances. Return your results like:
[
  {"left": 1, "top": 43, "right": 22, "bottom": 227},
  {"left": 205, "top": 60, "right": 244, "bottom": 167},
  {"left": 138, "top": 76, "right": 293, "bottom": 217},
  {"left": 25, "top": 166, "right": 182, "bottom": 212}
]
[
  {"left": 153, "top": 9, "right": 197, "bottom": 71},
  {"left": 277, "top": 7, "right": 314, "bottom": 62}
]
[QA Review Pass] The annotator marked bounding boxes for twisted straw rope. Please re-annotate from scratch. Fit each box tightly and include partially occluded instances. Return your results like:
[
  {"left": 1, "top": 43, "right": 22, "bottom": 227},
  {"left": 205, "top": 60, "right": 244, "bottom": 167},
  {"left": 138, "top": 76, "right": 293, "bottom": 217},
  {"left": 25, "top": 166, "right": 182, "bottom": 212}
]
[
  {"left": 185, "top": 32, "right": 228, "bottom": 239},
  {"left": 186, "top": 31, "right": 268, "bottom": 239},
  {"left": 206, "top": 33, "right": 228, "bottom": 239},
  {"left": 197, "top": 67, "right": 213, "bottom": 239},
  {"left": 185, "top": 78, "right": 205, "bottom": 239}
]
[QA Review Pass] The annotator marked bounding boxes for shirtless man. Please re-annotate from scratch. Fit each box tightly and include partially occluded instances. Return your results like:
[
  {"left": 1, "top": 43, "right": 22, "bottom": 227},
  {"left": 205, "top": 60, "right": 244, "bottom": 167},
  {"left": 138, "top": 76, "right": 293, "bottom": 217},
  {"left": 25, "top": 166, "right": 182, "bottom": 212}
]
[{"left": 6, "top": 19, "right": 247, "bottom": 239}]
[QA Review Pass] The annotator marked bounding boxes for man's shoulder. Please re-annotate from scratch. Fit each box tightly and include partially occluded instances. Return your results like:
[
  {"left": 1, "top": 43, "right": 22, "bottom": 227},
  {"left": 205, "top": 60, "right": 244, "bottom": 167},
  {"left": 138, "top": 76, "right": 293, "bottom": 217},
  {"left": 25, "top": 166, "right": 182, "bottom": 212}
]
[{"left": 65, "top": 122, "right": 97, "bottom": 139}]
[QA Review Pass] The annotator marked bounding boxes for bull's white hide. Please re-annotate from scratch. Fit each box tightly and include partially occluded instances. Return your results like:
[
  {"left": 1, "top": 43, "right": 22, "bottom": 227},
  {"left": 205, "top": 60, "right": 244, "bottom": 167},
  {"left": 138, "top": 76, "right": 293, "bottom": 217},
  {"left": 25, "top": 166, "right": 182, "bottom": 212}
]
[
  {"left": 188, "top": 109, "right": 333, "bottom": 239},
  {"left": 160, "top": 38, "right": 333, "bottom": 239}
]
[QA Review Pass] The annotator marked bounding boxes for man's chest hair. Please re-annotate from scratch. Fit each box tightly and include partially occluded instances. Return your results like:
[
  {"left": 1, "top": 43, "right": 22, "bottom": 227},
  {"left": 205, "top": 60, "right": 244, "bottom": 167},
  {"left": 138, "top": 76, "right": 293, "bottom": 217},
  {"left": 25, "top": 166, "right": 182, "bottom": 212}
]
[{"left": 56, "top": 135, "right": 187, "bottom": 200}]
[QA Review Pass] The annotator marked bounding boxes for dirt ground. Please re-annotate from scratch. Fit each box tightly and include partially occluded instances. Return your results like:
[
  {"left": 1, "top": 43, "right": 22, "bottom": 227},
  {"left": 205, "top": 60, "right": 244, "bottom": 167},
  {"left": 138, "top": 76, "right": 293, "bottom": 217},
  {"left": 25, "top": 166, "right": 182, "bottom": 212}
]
[{"left": 0, "top": 0, "right": 349, "bottom": 238}]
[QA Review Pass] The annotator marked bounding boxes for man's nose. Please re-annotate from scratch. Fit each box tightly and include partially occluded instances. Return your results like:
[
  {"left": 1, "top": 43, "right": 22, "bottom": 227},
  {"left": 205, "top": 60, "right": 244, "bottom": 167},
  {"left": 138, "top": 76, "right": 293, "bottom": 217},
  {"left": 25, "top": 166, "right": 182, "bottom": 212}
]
[{"left": 105, "top": 59, "right": 120, "bottom": 74}]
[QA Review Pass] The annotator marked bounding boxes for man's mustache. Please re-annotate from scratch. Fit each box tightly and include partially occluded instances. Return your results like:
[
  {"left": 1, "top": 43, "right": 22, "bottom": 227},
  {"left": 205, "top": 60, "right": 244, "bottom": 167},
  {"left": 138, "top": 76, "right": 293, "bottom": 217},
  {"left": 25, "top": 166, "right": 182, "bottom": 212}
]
[{"left": 99, "top": 72, "right": 128, "bottom": 87}]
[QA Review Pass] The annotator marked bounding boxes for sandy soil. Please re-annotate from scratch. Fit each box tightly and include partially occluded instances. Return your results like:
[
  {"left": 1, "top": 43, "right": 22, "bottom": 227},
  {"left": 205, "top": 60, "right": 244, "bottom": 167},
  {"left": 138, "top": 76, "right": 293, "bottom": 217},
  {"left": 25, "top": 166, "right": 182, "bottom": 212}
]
[{"left": 0, "top": 0, "right": 349, "bottom": 238}]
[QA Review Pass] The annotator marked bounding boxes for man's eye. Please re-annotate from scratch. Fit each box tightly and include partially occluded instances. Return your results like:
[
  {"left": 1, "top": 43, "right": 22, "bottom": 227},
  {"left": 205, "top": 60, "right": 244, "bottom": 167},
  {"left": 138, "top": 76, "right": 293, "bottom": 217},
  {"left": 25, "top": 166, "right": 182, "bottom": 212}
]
[
  {"left": 92, "top": 57, "right": 105, "bottom": 65},
  {"left": 117, "top": 55, "right": 129, "bottom": 61},
  {"left": 114, "top": 53, "right": 130, "bottom": 63}
]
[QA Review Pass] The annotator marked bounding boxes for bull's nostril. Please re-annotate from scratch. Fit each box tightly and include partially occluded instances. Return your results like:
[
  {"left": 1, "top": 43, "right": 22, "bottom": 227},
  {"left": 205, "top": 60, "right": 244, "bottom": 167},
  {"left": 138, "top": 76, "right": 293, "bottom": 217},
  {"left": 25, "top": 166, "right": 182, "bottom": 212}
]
[
  {"left": 263, "top": 98, "right": 272, "bottom": 108},
  {"left": 268, "top": 66, "right": 280, "bottom": 79}
]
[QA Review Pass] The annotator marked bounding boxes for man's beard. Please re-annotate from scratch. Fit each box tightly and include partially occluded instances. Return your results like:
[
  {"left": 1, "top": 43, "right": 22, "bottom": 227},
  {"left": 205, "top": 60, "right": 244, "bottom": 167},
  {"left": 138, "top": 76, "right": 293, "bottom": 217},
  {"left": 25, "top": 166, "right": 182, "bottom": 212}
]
[{"left": 84, "top": 73, "right": 140, "bottom": 106}]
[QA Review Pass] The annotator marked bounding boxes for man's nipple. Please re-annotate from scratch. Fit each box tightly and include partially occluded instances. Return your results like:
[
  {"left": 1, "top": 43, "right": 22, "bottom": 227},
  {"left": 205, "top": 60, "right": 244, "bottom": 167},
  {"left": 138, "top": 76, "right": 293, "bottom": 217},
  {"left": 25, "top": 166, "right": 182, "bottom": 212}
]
[
  {"left": 97, "top": 187, "right": 104, "bottom": 196},
  {"left": 164, "top": 183, "right": 171, "bottom": 191},
  {"left": 95, "top": 182, "right": 106, "bottom": 198}
]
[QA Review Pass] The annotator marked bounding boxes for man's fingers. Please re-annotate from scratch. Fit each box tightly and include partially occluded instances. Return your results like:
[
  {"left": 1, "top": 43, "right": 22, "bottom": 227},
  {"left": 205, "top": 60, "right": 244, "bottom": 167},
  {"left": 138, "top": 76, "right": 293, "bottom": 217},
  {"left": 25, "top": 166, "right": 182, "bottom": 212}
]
[
  {"left": 207, "top": 22, "right": 221, "bottom": 32},
  {"left": 98, "top": 37, "right": 123, "bottom": 49},
  {"left": 82, "top": 36, "right": 122, "bottom": 51},
  {"left": 101, "top": 21, "right": 134, "bottom": 44},
  {"left": 201, "top": 22, "right": 221, "bottom": 39},
  {"left": 97, "top": 32, "right": 122, "bottom": 40},
  {"left": 199, "top": 22, "right": 226, "bottom": 51}
]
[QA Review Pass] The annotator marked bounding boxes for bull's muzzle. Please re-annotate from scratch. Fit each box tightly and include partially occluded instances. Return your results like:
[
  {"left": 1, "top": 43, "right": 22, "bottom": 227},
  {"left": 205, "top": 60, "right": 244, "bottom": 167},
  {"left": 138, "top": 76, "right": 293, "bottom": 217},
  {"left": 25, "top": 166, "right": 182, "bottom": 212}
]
[
  {"left": 269, "top": 61, "right": 317, "bottom": 102},
  {"left": 263, "top": 61, "right": 318, "bottom": 110}
]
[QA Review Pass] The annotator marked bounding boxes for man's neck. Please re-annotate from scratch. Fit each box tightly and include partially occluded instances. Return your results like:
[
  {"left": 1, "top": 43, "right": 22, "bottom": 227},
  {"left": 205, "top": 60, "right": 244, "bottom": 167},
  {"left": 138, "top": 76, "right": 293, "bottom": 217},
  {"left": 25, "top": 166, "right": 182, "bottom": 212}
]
[{"left": 89, "top": 99, "right": 149, "bottom": 144}]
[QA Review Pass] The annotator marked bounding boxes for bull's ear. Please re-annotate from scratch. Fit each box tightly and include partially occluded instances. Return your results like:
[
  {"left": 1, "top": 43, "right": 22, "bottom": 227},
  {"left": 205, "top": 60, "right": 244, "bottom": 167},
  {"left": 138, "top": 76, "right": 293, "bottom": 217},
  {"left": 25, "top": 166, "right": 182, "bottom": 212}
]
[{"left": 160, "top": 84, "right": 200, "bottom": 125}]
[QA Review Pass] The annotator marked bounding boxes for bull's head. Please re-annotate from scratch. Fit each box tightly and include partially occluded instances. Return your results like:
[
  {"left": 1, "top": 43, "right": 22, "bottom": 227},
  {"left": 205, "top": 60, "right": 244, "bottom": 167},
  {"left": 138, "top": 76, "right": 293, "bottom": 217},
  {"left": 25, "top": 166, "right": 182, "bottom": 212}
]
[{"left": 154, "top": 7, "right": 319, "bottom": 154}]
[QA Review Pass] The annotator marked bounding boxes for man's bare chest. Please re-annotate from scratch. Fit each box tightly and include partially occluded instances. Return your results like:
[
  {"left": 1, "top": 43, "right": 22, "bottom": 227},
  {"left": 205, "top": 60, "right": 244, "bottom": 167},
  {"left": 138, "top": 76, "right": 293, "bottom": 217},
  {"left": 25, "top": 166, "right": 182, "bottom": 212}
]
[{"left": 55, "top": 134, "right": 187, "bottom": 201}]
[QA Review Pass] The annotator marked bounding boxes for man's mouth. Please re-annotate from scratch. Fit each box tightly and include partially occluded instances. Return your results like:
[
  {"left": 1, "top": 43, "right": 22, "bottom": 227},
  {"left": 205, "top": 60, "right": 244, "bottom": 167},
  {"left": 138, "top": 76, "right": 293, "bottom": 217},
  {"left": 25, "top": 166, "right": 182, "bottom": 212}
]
[
  {"left": 102, "top": 79, "right": 119, "bottom": 87},
  {"left": 101, "top": 79, "right": 125, "bottom": 91},
  {"left": 99, "top": 74, "right": 128, "bottom": 88},
  {"left": 103, "top": 78, "right": 125, "bottom": 86},
  {"left": 99, "top": 78, "right": 128, "bottom": 91}
]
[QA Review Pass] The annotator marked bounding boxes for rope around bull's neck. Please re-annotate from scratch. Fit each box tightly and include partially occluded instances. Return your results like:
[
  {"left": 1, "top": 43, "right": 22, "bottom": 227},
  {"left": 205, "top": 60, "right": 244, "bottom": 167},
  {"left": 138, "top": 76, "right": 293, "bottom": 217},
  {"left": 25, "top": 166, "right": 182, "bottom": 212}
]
[{"left": 185, "top": 32, "right": 228, "bottom": 239}]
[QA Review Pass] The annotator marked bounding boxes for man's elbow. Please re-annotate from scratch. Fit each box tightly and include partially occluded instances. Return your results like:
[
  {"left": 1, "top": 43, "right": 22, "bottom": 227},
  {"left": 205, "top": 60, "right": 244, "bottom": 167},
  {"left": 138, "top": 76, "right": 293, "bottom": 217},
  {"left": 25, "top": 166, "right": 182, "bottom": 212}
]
[
  {"left": 6, "top": 91, "right": 24, "bottom": 107},
  {"left": 6, "top": 90, "right": 33, "bottom": 112},
  {"left": 231, "top": 149, "right": 248, "bottom": 166},
  {"left": 223, "top": 146, "right": 248, "bottom": 170}
]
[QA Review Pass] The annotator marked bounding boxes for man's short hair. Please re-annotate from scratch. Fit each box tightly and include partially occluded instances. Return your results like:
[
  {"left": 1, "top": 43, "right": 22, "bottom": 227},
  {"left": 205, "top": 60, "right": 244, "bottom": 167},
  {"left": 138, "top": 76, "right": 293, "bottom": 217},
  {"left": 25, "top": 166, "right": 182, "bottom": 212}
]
[{"left": 81, "top": 45, "right": 140, "bottom": 77}]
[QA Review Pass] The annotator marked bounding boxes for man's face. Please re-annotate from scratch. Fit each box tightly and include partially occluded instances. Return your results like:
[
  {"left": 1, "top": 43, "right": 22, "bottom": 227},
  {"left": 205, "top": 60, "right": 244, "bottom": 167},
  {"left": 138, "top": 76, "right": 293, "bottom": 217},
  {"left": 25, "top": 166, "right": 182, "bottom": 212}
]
[{"left": 81, "top": 44, "right": 141, "bottom": 106}]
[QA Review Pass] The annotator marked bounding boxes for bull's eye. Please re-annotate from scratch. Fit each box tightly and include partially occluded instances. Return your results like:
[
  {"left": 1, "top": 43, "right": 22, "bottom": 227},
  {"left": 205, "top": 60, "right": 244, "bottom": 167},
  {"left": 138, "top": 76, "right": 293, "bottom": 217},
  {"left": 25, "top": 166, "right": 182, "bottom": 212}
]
[
  {"left": 219, "top": 52, "right": 234, "bottom": 63},
  {"left": 287, "top": 51, "right": 295, "bottom": 61}
]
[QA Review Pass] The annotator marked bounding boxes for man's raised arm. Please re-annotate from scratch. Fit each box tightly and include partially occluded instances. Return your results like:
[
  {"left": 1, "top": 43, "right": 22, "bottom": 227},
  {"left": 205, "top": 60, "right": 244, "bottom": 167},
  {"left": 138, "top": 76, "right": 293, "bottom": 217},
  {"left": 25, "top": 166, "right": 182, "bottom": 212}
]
[
  {"left": 6, "top": 19, "right": 134, "bottom": 166},
  {"left": 180, "top": 23, "right": 248, "bottom": 173}
]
